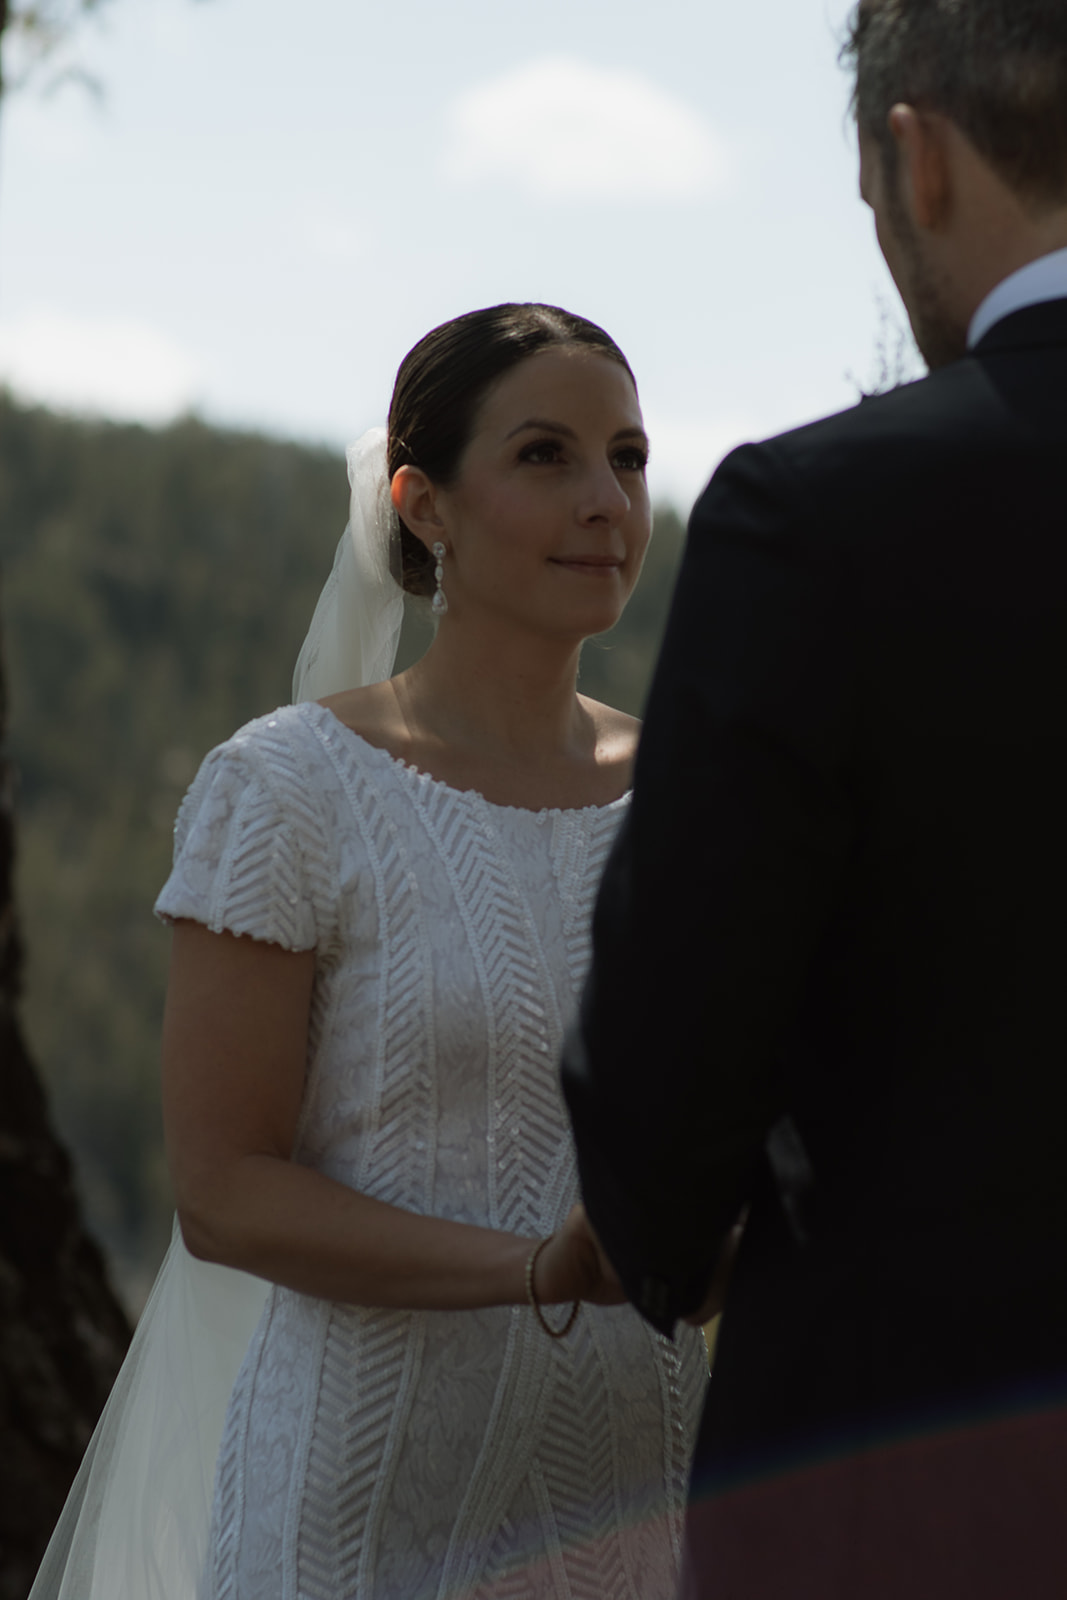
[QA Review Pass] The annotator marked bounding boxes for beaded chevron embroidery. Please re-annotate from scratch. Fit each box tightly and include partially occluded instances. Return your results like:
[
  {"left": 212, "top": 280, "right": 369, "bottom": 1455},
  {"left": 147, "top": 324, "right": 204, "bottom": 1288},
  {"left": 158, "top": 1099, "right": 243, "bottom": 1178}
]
[{"left": 158, "top": 703, "right": 707, "bottom": 1600}]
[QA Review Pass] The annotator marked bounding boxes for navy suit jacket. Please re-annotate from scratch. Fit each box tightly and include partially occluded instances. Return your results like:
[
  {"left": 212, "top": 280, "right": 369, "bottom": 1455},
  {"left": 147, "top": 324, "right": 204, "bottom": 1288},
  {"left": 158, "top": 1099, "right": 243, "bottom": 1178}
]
[{"left": 562, "top": 301, "right": 1067, "bottom": 1598}]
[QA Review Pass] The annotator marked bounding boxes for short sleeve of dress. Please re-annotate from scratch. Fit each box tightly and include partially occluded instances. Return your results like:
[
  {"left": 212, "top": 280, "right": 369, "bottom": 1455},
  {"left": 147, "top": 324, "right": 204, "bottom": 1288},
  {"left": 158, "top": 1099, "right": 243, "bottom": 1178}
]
[{"left": 154, "top": 726, "right": 330, "bottom": 951}]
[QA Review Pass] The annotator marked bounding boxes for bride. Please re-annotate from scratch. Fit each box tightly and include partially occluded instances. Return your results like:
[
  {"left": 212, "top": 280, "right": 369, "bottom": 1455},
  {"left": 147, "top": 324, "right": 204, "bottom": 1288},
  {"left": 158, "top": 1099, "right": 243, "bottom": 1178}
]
[{"left": 32, "top": 303, "right": 706, "bottom": 1599}]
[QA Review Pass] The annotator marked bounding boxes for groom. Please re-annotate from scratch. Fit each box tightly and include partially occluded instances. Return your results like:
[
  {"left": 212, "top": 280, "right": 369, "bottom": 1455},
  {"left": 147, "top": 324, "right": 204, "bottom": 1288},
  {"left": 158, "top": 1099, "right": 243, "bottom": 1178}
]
[{"left": 562, "top": 1, "right": 1067, "bottom": 1595}]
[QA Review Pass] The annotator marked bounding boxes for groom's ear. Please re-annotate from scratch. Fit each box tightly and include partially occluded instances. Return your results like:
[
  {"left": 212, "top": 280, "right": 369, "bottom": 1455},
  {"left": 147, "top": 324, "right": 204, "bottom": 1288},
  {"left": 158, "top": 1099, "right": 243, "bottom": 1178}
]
[
  {"left": 391, "top": 465, "right": 446, "bottom": 552},
  {"left": 888, "top": 104, "right": 952, "bottom": 231}
]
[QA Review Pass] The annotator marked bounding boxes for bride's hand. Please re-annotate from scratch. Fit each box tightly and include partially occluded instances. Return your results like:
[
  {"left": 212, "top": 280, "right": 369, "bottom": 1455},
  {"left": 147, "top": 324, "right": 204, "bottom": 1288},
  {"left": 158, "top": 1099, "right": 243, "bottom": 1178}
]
[{"left": 532, "top": 1205, "right": 627, "bottom": 1308}]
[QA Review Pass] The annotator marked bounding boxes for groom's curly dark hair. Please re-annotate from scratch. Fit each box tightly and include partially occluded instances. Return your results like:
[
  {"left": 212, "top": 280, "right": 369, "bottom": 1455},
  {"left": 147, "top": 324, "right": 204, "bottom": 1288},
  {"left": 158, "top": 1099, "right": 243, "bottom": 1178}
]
[{"left": 843, "top": 0, "right": 1067, "bottom": 207}]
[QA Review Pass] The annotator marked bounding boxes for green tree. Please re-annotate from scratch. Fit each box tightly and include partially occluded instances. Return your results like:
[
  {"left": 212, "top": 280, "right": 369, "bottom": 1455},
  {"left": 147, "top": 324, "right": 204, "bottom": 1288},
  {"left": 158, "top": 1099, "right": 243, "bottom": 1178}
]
[{"left": 0, "top": 1, "right": 111, "bottom": 97}]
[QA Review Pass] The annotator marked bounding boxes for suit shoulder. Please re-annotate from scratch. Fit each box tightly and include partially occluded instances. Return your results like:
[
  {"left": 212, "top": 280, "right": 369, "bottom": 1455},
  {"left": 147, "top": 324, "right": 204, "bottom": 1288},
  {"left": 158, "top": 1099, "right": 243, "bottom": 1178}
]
[
  {"left": 694, "top": 358, "right": 1009, "bottom": 537},
  {"left": 776, "top": 360, "right": 998, "bottom": 456}
]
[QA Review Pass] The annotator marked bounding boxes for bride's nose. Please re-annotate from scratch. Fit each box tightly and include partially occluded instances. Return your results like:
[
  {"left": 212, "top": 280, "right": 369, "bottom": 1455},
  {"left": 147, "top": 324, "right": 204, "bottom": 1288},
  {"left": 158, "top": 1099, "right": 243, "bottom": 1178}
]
[{"left": 578, "top": 461, "right": 631, "bottom": 525}]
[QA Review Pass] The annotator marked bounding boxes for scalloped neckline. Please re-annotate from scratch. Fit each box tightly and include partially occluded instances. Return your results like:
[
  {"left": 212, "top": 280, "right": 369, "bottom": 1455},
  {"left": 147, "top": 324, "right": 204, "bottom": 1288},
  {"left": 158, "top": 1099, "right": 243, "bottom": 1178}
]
[{"left": 305, "top": 701, "right": 631, "bottom": 821}]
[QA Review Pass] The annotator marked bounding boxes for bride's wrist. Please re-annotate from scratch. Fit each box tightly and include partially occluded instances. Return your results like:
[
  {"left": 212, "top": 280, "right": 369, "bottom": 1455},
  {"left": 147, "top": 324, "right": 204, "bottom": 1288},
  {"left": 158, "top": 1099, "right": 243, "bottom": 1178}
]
[
  {"left": 496, "top": 1232, "right": 544, "bottom": 1308},
  {"left": 525, "top": 1233, "right": 581, "bottom": 1338},
  {"left": 525, "top": 1231, "right": 571, "bottom": 1305}
]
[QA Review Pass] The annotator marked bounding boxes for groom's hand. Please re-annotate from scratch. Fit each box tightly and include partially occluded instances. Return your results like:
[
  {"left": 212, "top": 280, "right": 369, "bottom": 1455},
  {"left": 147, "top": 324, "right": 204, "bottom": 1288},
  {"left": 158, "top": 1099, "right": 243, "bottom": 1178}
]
[
  {"left": 535, "top": 1204, "right": 627, "bottom": 1307},
  {"left": 683, "top": 1215, "right": 747, "bottom": 1326}
]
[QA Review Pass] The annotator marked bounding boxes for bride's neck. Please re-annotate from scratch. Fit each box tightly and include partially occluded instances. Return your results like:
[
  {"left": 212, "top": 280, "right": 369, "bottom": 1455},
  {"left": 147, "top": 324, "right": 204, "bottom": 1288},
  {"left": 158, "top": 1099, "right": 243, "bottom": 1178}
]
[{"left": 396, "top": 618, "right": 588, "bottom": 765}]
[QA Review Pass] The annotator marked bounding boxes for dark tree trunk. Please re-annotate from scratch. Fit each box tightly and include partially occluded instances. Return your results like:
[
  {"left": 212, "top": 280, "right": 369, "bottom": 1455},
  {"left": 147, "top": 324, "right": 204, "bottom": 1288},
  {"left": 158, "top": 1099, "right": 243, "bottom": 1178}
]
[
  {"left": 0, "top": 610, "right": 132, "bottom": 1599},
  {"left": 1, "top": 15, "right": 136, "bottom": 1583}
]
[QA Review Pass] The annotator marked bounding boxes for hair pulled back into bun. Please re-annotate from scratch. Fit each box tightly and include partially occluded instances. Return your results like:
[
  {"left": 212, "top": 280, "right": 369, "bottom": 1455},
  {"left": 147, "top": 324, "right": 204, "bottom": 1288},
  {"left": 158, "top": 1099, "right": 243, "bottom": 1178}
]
[{"left": 387, "top": 303, "right": 636, "bottom": 598}]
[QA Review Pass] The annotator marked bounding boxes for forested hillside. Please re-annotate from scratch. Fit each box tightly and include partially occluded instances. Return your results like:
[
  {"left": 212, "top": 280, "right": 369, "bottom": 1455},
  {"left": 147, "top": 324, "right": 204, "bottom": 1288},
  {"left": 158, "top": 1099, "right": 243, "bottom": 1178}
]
[{"left": 0, "top": 393, "right": 687, "bottom": 1304}]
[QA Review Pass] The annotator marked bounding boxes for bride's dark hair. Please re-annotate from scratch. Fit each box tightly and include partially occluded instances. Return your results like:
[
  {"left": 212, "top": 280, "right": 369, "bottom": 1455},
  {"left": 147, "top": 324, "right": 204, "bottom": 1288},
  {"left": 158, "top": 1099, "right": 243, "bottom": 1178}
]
[{"left": 387, "top": 303, "right": 637, "bottom": 598}]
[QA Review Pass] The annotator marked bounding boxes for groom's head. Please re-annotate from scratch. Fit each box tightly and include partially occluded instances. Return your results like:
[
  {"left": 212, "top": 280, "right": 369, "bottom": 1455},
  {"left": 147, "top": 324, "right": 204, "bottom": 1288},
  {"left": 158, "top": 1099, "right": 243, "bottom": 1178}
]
[{"left": 844, "top": 0, "right": 1067, "bottom": 366}]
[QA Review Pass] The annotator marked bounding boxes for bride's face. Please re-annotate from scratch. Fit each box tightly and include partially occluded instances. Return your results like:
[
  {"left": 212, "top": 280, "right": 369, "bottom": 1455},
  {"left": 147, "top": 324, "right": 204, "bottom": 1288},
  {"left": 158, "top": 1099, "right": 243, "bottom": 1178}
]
[{"left": 430, "top": 347, "right": 652, "bottom": 642}]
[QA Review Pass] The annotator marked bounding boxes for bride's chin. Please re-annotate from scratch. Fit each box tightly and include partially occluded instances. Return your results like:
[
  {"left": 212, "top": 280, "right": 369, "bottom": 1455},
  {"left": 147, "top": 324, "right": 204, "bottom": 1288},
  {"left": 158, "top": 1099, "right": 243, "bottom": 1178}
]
[
  {"left": 555, "top": 613, "right": 626, "bottom": 648},
  {"left": 461, "top": 590, "right": 625, "bottom": 646}
]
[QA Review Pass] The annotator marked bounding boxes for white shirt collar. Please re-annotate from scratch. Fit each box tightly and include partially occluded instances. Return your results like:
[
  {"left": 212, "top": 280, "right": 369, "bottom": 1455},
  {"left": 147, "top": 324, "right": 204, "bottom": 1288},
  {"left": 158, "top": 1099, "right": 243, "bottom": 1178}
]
[{"left": 967, "top": 246, "right": 1067, "bottom": 349}]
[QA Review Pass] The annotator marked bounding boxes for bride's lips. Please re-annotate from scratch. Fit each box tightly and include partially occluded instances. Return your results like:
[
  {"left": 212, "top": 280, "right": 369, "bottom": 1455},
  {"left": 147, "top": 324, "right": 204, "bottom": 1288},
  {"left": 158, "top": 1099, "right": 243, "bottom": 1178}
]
[{"left": 548, "top": 556, "right": 623, "bottom": 577}]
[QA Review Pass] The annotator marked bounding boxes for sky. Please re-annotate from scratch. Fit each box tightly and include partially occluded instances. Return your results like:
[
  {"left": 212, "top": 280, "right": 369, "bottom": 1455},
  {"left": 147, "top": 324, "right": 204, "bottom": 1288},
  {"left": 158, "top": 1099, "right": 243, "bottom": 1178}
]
[{"left": 0, "top": 0, "right": 922, "bottom": 512}]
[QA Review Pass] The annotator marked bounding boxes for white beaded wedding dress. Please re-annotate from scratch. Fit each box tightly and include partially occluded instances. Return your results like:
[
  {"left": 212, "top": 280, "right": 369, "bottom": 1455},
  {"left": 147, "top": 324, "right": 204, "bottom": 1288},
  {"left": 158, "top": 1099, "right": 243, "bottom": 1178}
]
[{"left": 146, "top": 698, "right": 705, "bottom": 1600}]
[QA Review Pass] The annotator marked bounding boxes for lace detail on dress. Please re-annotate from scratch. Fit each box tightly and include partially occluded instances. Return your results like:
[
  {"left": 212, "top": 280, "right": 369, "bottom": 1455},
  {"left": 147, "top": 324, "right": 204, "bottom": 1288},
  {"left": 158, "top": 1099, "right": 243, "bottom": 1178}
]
[
  {"left": 154, "top": 704, "right": 707, "bottom": 1600},
  {"left": 320, "top": 732, "right": 439, "bottom": 1215},
  {"left": 411, "top": 776, "right": 569, "bottom": 1238},
  {"left": 657, "top": 1337, "right": 698, "bottom": 1570},
  {"left": 551, "top": 809, "right": 625, "bottom": 1007},
  {"left": 294, "top": 1308, "right": 427, "bottom": 1600},
  {"left": 439, "top": 1308, "right": 557, "bottom": 1600},
  {"left": 536, "top": 1326, "right": 633, "bottom": 1600},
  {"left": 156, "top": 717, "right": 338, "bottom": 953},
  {"left": 207, "top": 1296, "right": 279, "bottom": 1600}
]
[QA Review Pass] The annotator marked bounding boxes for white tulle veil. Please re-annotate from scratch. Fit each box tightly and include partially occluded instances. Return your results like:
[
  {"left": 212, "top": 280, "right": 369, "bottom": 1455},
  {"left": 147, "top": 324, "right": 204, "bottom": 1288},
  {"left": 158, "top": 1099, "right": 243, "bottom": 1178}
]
[
  {"left": 30, "top": 429, "right": 404, "bottom": 1599},
  {"left": 31, "top": 1223, "right": 269, "bottom": 1599},
  {"left": 292, "top": 427, "right": 405, "bottom": 702}
]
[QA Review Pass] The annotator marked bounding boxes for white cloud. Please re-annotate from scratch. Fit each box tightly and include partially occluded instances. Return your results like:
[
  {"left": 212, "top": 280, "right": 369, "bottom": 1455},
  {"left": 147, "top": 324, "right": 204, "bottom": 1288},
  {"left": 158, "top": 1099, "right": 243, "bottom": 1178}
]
[
  {"left": 442, "top": 57, "right": 726, "bottom": 203},
  {"left": 0, "top": 309, "right": 202, "bottom": 423},
  {"left": 304, "top": 217, "right": 367, "bottom": 267}
]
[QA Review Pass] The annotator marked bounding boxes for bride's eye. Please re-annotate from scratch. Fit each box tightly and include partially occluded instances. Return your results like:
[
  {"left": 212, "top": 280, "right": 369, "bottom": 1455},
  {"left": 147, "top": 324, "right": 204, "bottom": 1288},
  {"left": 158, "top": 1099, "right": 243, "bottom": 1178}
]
[
  {"left": 613, "top": 445, "right": 649, "bottom": 473},
  {"left": 519, "top": 438, "right": 565, "bottom": 465}
]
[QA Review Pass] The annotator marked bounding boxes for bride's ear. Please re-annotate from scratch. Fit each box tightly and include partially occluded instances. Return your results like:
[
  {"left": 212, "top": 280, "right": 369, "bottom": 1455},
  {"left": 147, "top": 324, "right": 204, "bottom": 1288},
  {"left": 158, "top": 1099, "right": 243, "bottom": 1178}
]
[{"left": 391, "top": 465, "right": 446, "bottom": 554}]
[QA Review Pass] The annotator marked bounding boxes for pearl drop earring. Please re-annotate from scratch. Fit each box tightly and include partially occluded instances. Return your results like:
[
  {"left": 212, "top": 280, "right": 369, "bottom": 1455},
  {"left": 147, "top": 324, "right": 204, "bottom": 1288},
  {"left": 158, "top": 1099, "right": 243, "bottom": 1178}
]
[{"left": 431, "top": 542, "right": 448, "bottom": 617}]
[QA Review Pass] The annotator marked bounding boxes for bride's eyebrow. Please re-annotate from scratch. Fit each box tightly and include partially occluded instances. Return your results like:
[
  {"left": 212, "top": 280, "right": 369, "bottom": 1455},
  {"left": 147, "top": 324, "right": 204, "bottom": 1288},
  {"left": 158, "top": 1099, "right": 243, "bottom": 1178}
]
[
  {"left": 504, "top": 420, "right": 650, "bottom": 446},
  {"left": 505, "top": 418, "right": 577, "bottom": 440},
  {"left": 611, "top": 426, "right": 650, "bottom": 446}
]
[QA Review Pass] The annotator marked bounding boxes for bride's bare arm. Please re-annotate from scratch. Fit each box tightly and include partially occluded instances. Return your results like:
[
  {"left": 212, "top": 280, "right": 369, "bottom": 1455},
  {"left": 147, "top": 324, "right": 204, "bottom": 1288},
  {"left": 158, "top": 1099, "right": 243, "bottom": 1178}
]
[{"left": 162, "top": 920, "right": 621, "bottom": 1311}]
